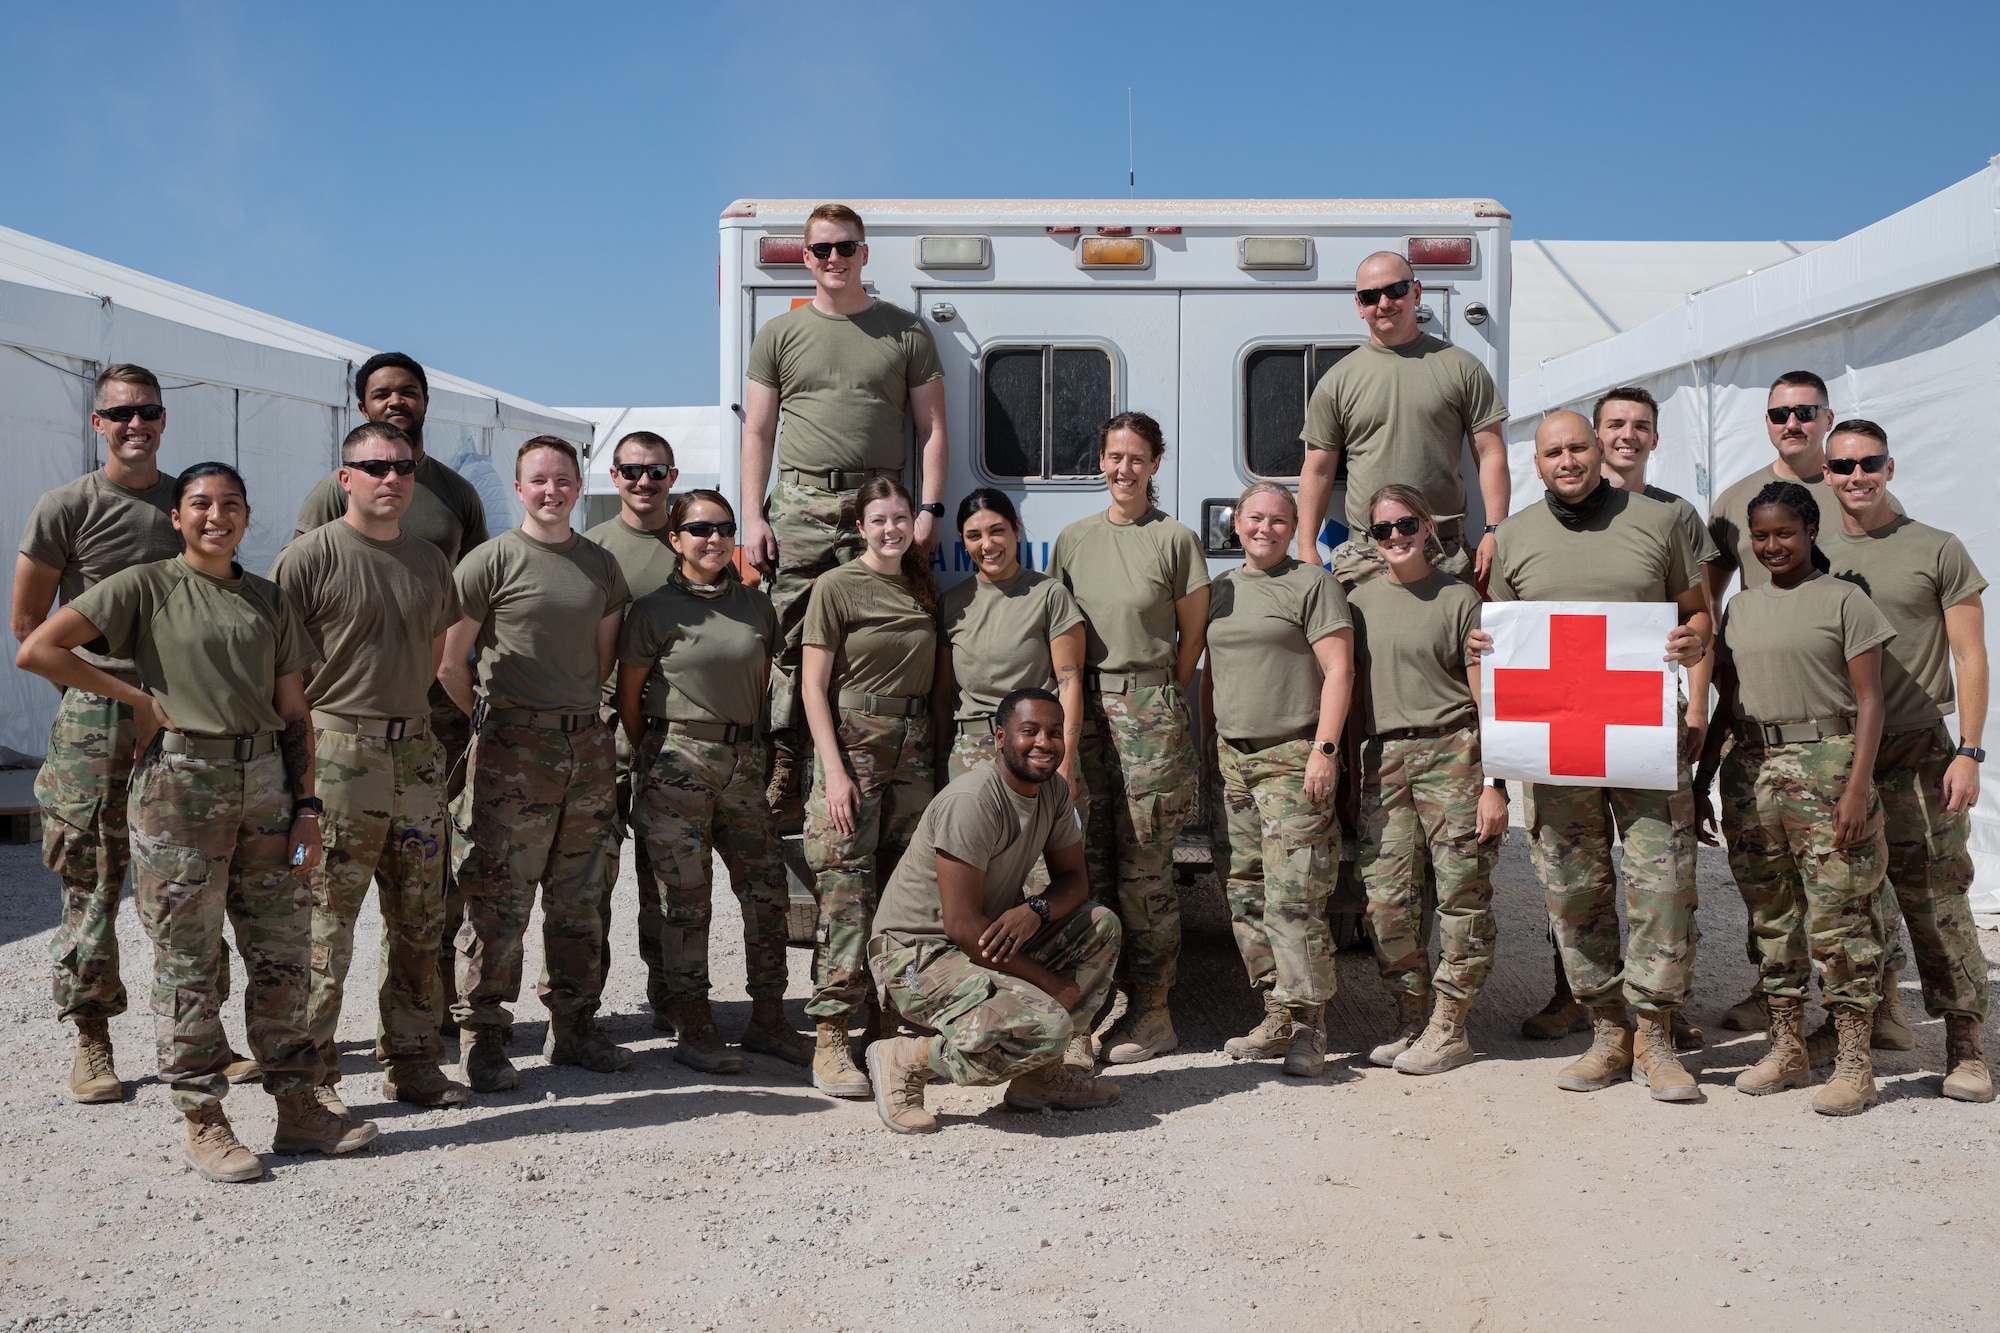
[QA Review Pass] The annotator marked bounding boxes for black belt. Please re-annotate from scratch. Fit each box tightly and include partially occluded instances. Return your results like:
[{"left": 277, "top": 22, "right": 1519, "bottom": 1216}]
[
  {"left": 647, "top": 717, "right": 754, "bottom": 744},
  {"left": 1734, "top": 716, "right": 1854, "bottom": 749},
  {"left": 1222, "top": 725, "right": 1318, "bottom": 754},
  {"left": 779, "top": 466, "right": 898, "bottom": 493},
  {"left": 1371, "top": 723, "right": 1466, "bottom": 742},
  {"left": 837, "top": 690, "right": 927, "bottom": 718}
]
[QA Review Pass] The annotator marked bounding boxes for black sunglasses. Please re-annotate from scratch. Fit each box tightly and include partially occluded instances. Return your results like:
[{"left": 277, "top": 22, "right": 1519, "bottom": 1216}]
[
  {"left": 1357, "top": 279, "right": 1414, "bottom": 307},
  {"left": 96, "top": 404, "right": 164, "bottom": 423},
  {"left": 1766, "top": 404, "right": 1827, "bottom": 424},
  {"left": 806, "top": 240, "right": 862, "bottom": 260},
  {"left": 347, "top": 457, "right": 417, "bottom": 478},
  {"left": 1368, "top": 516, "right": 1424, "bottom": 541},
  {"left": 677, "top": 520, "right": 737, "bottom": 539},
  {"left": 614, "top": 463, "right": 674, "bottom": 482},
  {"left": 1824, "top": 453, "right": 1889, "bottom": 476}
]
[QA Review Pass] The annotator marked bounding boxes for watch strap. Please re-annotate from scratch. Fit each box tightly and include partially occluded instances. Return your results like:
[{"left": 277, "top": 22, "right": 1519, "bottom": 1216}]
[{"left": 1956, "top": 744, "right": 1986, "bottom": 763}]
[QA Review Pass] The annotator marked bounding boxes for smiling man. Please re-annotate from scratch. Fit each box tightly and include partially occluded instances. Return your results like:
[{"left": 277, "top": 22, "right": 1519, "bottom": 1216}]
[{"left": 863, "top": 688, "right": 1122, "bottom": 1134}]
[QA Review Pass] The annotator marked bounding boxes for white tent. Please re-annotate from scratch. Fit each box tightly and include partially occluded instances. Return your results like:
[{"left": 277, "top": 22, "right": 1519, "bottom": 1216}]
[
  {"left": 0, "top": 223, "right": 593, "bottom": 761},
  {"left": 1507, "top": 158, "right": 2000, "bottom": 910}
]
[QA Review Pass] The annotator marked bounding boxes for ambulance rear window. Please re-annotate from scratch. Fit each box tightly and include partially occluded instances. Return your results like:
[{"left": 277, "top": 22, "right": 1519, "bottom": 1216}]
[
  {"left": 981, "top": 345, "right": 1114, "bottom": 480},
  {"left": 1243, "top": 344, "right": 1354, "bottom": 479}
]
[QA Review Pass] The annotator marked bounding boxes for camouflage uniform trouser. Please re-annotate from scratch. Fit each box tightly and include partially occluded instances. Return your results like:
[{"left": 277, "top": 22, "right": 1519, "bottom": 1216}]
[
  {"left": 1719, "top": 735, "right": 1887, "bottom": 1010},
  {"left": 38, "top": 687, "right": 139, "bottom": 1022},
  {"left": 1212, "top": 739, "right": 1338, "bottom": 1006},
  {"left": 1079, "top": 682, "right": 1195, "bottom": 988},
  {"left": 596, "top": 716, "right": 666, "bottom": 1010},
  {"left": 1875, "top": 724, "right": 1989, "bottom": 1020},
  {"left": 947, "top": 730, "right": 1056, "bottom": 895},
  {"left": 872, "top": 904, "right": 1122, "bottom": 1086},
  {"left": 1356, "top": 725, "right": 1499, "bottom": 1001},
  {"left": 307, "top": 730, "right": 447, "bottom": 1081},
  {"left": 128, "top": 745, "right": 322, "bottom": 1111},
  {"left": 1525, "top": 725, "right": 1698, "bottom": 1012},
  {"left": 631, "top": 729, "right": 789, "bottom": 1000},
  {"left": 765, "top": 479, "right": 869, "bottom": 740},
  {"left": 1328, "top": 535, "right": 1472, "bottom": 590},
  {"left": 433, "top": 683, "right": 472, "bottom": 1023},
  {"left": 805, "top": 711, "right": 933, "bottom": 1020},
  {"left": 450, "top": 720, "right": 617, "bottom": 1028}
]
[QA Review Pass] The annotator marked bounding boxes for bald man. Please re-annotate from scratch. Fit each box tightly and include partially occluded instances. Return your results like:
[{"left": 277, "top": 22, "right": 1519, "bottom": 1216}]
[
  {"left": 1296, "top": 251, "right": 1510, "bottom": 590},
  {"left": 1474, "top": 411, "right": 1710, "bottom": 1103}
]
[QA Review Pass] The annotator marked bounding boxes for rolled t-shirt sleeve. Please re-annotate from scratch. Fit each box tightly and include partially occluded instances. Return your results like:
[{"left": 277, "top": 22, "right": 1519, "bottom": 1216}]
[
  {"left": 1043, "top": 782, "right": 1084, "bottom": 857},
  {"left": 618, "top": 601, "right": 666, "bottom": 667},
  {"left": 1301, "top": 377, "right": 1344, "bottom": 453},
  {"left": 433, "top": 577, "right": 462, "bottom": 638},
  {"left": 294, "top": 474, "right": 344, "bottom": 535},
  {"left": 800, "top": 581, "right": 843, "bottom": 650},
  {"left": 66, "top": 570, "right": 144, "bottom": 659},
  {"left": 1303, "top": 577, "right": 1353, "bottom": 642},
  {"left": 1045, "top": 582, "right": 1085, "bottom": 638},
  {"left": 273, "top": 593, "right": 318, "bottom": 678},
  {"left": 1458, "top": 360, "right": 1508, "bottom": 434},
  {"left": 1937, "top": 535, "right": 1989, "bottom": 609},
  {"left": 1667, "top": 523, "right": 1701, "bottom": 597},
  {"left": 1841, "top": 590, "right": 1898, "bottom": 661},
  {"left": 454, "top": 548, "right": 498, "bottom": 624},
  {"left": 602, "top": 561, "right": 632, "bottom": 618},
  {"left": 746, "top": 320, "right": 782, "bottom": 390},
  {"left": 906, "top": 322, "right": 945, "bottom": 387},
  {"left": 1171, "top": 527, "right": 1211, "bottom": 598},
  {"left": 1459, "top": 597, "right": 1485, "bottom": 668},
  {"left": 18, "top": 492, "right": 77, "bottom": 570},
  {"left": 928, "top": 789, "right": 1008, "bottom": 869}
]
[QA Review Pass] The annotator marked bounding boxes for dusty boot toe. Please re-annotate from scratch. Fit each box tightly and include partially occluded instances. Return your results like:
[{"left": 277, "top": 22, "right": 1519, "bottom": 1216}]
[
  {"left": 811, "top": 1020, "right": 871, "bottom": 1098},
  {"left": 68, "top": 1018, "right": 123, "bottom": 1104},
  {"left": 462, "top": 1026, "right": 519, "bottom": 1093},
  {"left": 1556, "top": 1006, "right": 1634, "bottom": 1092},
  {"left": 223, "top": 1050, "right": 262, "bottom": 1084},
  {"left": 1871, "top": 972, "right": 1917, "bottom": 1051},
  {"left": 273, "top": 1093, "right": 380, "bottom": 1155},
  {"left": 1224, "top": 991, "right": 1294, "bottom": 1062},
  {"left": 1719, "top": 989, "right": 1768, "bottom": 1033},
  {"left": 865, "top": 1036, "right": 938, "bottom": 1134},
  {"left": 1104, "top": 984, "right": 1177, "bottom": 1065},
  {"left": 183, "top": 1104, "right": 263, "bottom": 1183},
  {"left": 740, "top": 996, "right": 812, "bottom": 1067},
  {"left": 384, "top": 1063, "right": 470, "bottom": 1107},
  {"left": 1006, "top": 1061, "right": 1121, "bottom": 1111}
]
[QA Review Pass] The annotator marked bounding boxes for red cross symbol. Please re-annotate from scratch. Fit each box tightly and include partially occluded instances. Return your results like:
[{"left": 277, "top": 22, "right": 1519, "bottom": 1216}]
[{"left": 1493, "top": 614, "right": 1663, "bottom": 778}]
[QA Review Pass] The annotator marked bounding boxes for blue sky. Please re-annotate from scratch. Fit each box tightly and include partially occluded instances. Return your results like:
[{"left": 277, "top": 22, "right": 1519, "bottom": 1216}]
[{"left": 6, "top": 1, "right": 1996, "bottom": 408}]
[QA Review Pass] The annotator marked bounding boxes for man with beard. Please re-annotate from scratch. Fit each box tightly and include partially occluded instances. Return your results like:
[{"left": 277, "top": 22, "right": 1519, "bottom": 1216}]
[{"left": 863, "top": 689, "right": 1123, "bottom": 1133}]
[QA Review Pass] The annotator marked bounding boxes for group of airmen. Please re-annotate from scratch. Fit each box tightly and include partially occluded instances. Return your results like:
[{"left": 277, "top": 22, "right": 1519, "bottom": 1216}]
[{"left": 11, "top": 203, "right": 1992, "bottom": 1170}]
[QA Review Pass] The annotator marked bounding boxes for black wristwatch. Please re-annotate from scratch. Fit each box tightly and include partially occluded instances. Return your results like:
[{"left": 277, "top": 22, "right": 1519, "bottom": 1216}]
[
  {"left": 1483, "top": 524, "right": 1499, "bottom": 535},
  {"left": 292, "top": 797, "right": 325, "bottom": 819},
  {"left": 918, "top": 502, "right": 946, "bottom": 517},
  {"left": 1313, "top": 740, "right": 1338, "bottom": 757},
  {"left": 1957, "top": 744, "right": 1986, "bottom": 764},
  {"left": 1025, "top": 895, "right": 1050, "bottom": 924}
]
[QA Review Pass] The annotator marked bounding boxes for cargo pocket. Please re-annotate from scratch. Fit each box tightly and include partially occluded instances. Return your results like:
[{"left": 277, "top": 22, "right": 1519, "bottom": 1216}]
[
  {"left": 131, "top": 833, "right": 208, "bottom": 889},
  {"left": 902, "top": 960, "right": 999, "bottom": 1051},
  {"left": 1129, "top": 782, "right": 1194, "bottom": 850},
  {"left": 1923, "top": 804, "right": 1971, "bottom": 864},
  {"left": 38, "top": 793, "right": 100, "bottom": 879}
]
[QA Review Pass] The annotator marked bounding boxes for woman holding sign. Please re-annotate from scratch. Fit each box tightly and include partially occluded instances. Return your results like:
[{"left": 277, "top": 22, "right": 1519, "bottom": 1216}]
[
  {"left": 1347, "top": 485, "right": 1507, "bottom": 1074},
  {"left": 1696, "top": 481, "right": 1893, "bottom": 1116}
]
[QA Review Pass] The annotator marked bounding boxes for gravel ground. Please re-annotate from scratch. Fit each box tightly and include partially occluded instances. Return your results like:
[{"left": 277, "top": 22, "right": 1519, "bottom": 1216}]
[{"left": 1, "top": 820, "right": 1996, "bottom": 1333}]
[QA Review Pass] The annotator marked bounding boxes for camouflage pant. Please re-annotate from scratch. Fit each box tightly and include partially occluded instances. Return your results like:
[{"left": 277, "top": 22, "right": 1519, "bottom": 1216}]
[
  {"left": 872, "top": 904, "right": 1122, "bottom": 1086},
  {"left": 38, "top": 687, "right": 138, "bottom": 1022},
  {"left": 765, "top": 480, "right": 868, "bottom": 740},
  {"left": 1875, "top": 724, "right": 1989, "bottom": 1020},
  {"left": 1719, "top": 735, "right": 1887, "bottom": 1009},
  {"left": 433, "top": 683, "right": 472, "bottom": 1025},
  {"left": 1213, "top": 740, "right": 1338, "bottom": 1006},
  {"left": 631, "top": 729, "right": 789, "bottom": 1000},
  {"left": 307, "top": 731, "right": 447, "bottom": 1080},
  {"left": 947, "top": 730, "right": 1056, "bottom": 895},
  {"left": 1357, "top": 726, "right": 1499, "bottom": 1001},
  {"left": 450, "top": 720, "right": 618, "bottom": 1027},
  {"left": 1328, "top": 535, "right": 1472, "bottom": 590},
  {"left": 804, "top": 711, "right": 933, "bottom": 1020},
  {"left": 1079, "top": 682, "right": 1195, "bottom": 988},
  {"left": 1525, "top": 724, "right": 1699, "bottom": 1012},
  {"left": 127, "top": 745, "right": 322, "bottom": 1111},
  {"left": 597, "top": 717, "right": 666, "bottom": 1010}
]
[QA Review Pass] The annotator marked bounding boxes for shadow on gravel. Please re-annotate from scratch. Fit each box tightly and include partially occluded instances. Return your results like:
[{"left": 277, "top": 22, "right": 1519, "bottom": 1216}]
[{"left": 0, "top": 845, "right": 68, "bottom": 947}]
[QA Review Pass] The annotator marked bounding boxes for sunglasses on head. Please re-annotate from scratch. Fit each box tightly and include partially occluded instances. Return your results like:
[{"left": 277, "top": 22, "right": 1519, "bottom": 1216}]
[
  {"left": 677, "top": 520, "right": 737, "bottom": 539},
  {"left": 1825, "top": 453, "right": 1889, "bottom": 476},
  {"left": 614, "top": 463, "right": 674, "bottom": 482},
  {"left": 97, "top": 404, "right": 164, "bottom": 423},
  {"left": 347, "top": 457, "right": 417, "bottom": 478},
  {"left": 807, "top": 240, "right": 862, "bottom": 260},
  {"left": 1766, "top": 404, "right": 1826, "bottom": 424},
  {"left": 1357, "top": 279, "right": 1414, "bottom": 307},
  {"left": 1368, "top": 516, "right": 1424, "bottom": 541}
]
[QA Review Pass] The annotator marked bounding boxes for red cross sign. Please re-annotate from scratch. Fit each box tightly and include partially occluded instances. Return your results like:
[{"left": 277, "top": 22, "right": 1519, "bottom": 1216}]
[{"left": 1479, "top": 602, "right": 1678, "bottom": 790}]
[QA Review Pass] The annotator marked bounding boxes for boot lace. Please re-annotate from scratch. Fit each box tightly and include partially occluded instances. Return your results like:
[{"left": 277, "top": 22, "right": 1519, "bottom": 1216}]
[
  {"left": 1833, "top": 1012, "right": 1872, "bottom": 1083},
  {"left": 77, "top": 1040, "right": 114, "bottom": 1080}
]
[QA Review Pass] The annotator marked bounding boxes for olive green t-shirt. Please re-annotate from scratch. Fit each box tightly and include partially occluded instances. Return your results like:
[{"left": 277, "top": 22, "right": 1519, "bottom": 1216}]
[
  {"left": 295, "top": 453, "right": 489, "bottom": 566},
  {"left": 1205, "top": 558, "right": 1351, "bottom": 739},
  {"left": 584, "top": 516, "right": 679, "bottom": 602},
  {"left": 1347, "top": 569, "right": 1483, "bottom": 736},
  {"left": 871, "top": 762, "right": 1083, "bottom": 948},
  {"left": 1708, "top": 462, "right": 1902, "bottom": 589},
  {"left": 1828, "top": 517, "right": 1987, "bottom": 732},
  {"left": 1489, "top": 488, "right": 1700, "bottom": 605},
  {"left": 800, "top": 559, "right": 936, "bottom": 699},
  {"left": 1719, "top": 570, "right": 1896, "bottom": 724},
  {"left": 268, "top": 520, "right": 459, "bottom": 719},
  {"left": 19, "top": 470, "right": 182, "bottom": 674},
  {"left": 1048, "top": 509, "right": 1208, "bottom": 674},
  {"left": 938, "top": 569, "right": 1085, "bottom": 722},
  {"left": 619, "top": 577, "right": 778, "bottom": 727},
  {"left": 454, "top": 528, "right": 631, "bottom": 714},
  {"left": 1644, "top": 484, "right": 1722, "bottom": 568},
  {"left": 1301, "top": 333, "right": 1507, "bottom": 534},
  {"left": 70, "top": 557, "right": 316, "bottom": 737},
  {"left": 746, "top": 299, "right": 944, "bottom": 474}
]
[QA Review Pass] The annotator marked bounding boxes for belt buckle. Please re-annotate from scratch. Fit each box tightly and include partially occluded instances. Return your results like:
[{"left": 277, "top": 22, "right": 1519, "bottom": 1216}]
[
  {"left": 385, "top": 718, "right": 408, "bottom": 741},
  {"left": 722, "top": 723, "right": 745, "bottom": 743},
  {"left": 827, "top": 468, "right": 848, "bottom": 491},
  {"left": 233, "top": 736, "right": 254, "bottom": 762}
]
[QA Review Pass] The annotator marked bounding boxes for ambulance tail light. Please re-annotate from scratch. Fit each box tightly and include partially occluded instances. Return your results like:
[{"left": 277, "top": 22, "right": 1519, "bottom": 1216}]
[
  {"left": 757, "top": 236, "right": 806, "bottom": 266},
  {"left": 1406, "top": 236, "right": 1475, "bottom": 266},
  {"left": 1237, "top": 236, "right": 1315, "bottom": 270},
  {"left": 1077, "top": 236, "right": 1151, "bottom": 269}
]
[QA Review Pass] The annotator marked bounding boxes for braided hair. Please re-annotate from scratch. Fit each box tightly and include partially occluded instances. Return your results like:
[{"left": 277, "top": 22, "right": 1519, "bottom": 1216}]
[{"left": 1748, "top": 480, "right": 1830, "bottom": 574}]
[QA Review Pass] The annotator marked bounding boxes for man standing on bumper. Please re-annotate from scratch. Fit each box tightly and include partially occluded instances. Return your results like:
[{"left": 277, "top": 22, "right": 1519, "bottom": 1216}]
[
  {"left": 739, "top": 203, "right": 948, "bottom": 823},
  {"left": 1475, "top": 411, "right": 1710, "bottom": 1102},
  {"left": 865, "top": 688, "right": 1123, "bottom": 1133},
  {"left": 440, "top": 437, "right": 630, "bottom": 1093},
  {"left": 270, "top": 421, "right": 466, "bottom": 1111}
]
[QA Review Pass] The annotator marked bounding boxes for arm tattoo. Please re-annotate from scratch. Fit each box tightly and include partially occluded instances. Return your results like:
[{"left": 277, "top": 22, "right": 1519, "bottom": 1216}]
[{"left": 280, "top": 718, "right": 313, "bottom": 801}]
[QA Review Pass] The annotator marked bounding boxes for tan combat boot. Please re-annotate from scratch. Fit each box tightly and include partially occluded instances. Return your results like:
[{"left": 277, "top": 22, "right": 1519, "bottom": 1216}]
[
  {"left": 462, "top": 1024, "right": 519, "bottom": 1093},
  {"left": 382, "top": 1062, "right": 470, "bottom": 1107},
  {"left": 1669, "top": 1011, "right": 1705, "bottom": 1052},
  {"left": 1942, "top": 1014, "right": 1994, "bottom": 1103},
  {"left": 1631, "top": 1010, "right": 1700, "bottom": 1102},
  {"left": 1224, "top": 989, "right": 1294, "bottom": 1062},
  {"left": 1104, "top": 984, "right": 1178, "bottom": 1065},
  {"left": 312, "top": 1082, "right": 351, "bottom": 1120},
  {"left": 1368, "top": 988, "right": 1430, "bottom": 1067},
  {"left": 668, "top": 997, "right": 745, "bottom": 1075},
  {"left": 1872, "top": 969, "right": 1916, "bottom": 1050},
  {"left": 183, "top": 1104, "right": 263, "bottom": 1183},
  {"left": 545, "top": 1011, "right": 635, "bottom": 1074},
  {"left": 1062, "top": 1030, "right": 1097, "bottom": 1072},
  {"left": 741, "top": 996, "right": 812, "bottom": 1067},
  {"left": 1812, "top": 1005, "right": 1876, "bottom": 1116},
  {"left": 1521, "top": 953, "right": 1591, "bottom": 1040},
  {"left": 1282, "top": 1003, "right": 1328, "bottom": 1078},
  {"left": 864, "top": 1035, "right": 938, "bottom": 1134},
  {"left": 223, "top": 1049, "right": 261, "bottom": 1084},
  {"left": 1719, "top": 987, "right": 1768, "bottom": 1033},
  {"left": 812, "top": 1020, "right": 871, "bottom": 1098},
  {"left": 1005, "top": 1060, "right": 1122, "bottom": 1111},
  {"left": 68, "top": 1017, "right": 122, "bottom": 1104},
  {"left": 1734, "top": 995, "right": 1810, "bottom": 1095},
  {"left": 272, "top": 1092, "right": 381, "bottom": 1155},
  {"left": 1555, "top": 1004, "right": 1634, "bottom": 1092},
  {"left": 1396, "top": 992, "right": 1475, "bottom": 1076}
]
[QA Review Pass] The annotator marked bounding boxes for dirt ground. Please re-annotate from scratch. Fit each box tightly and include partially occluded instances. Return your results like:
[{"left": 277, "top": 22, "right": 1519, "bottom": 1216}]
[{"left": 1, "top": 818, "right": 1996, "bottom": 1333}]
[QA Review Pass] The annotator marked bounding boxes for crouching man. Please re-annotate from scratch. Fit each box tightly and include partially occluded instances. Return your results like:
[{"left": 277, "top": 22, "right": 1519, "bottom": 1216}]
[{"left": 864, "top": 688, "right": 1123, "bottom": 1133}]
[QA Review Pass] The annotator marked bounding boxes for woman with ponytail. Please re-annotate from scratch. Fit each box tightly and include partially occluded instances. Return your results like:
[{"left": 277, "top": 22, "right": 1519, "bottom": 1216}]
[
  {"left": 797, "top": 475, "right": 938, "bottom": 1099},
  {"left": 1696, "top": 480, "right": 1894, "bottom": 1115}
]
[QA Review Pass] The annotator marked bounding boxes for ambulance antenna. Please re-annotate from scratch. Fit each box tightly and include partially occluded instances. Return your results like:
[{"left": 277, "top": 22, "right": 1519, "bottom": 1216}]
[{"left": 1127, "top": 88, "right": 1135, "bottom": 197}]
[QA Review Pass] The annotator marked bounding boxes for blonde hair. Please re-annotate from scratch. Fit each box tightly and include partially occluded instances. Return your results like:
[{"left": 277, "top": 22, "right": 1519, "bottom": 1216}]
[
  {"left": 1235, "top": 481, "right": 1298, "bottom": 521},
  {"left": 1366, "top": 484, "right": 1445, "bottom": 562}
]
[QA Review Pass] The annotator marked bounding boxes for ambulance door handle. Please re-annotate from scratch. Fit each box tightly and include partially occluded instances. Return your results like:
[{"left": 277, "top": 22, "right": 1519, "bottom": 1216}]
[{"left": 929, "top": 302, "right": 958, "bottom": 323}]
